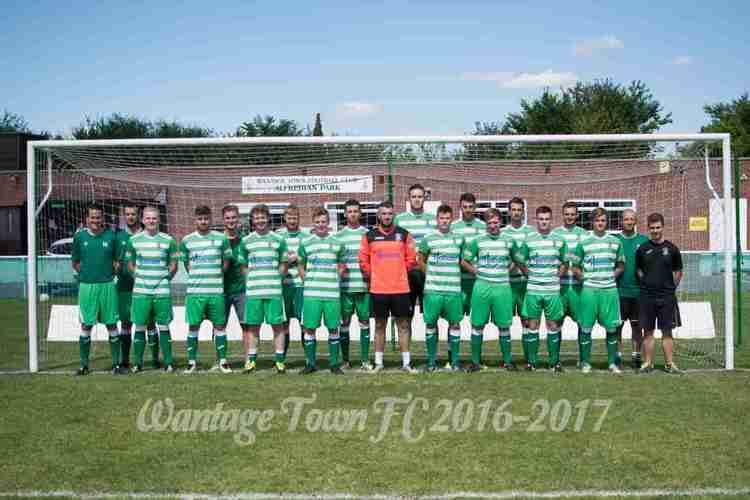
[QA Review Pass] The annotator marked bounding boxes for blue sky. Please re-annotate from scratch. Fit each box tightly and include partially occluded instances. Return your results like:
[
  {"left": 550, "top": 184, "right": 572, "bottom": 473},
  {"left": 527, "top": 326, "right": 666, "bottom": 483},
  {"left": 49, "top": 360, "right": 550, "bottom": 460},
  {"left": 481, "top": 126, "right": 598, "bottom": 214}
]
[{"left": 1, "top": 0, "right": 748, "bottom": 137}]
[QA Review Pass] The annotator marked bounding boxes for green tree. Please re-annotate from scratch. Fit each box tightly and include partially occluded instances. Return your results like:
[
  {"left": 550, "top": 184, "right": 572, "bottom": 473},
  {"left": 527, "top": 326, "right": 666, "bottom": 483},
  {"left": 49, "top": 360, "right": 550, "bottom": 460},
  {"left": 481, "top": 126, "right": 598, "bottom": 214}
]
[
  {"left": 72, "top": 113, "right": 213, "bottom": 139},
  {"left": 312, "top": 113, "right": 324, "bottom": 136},
  {"left": 698, "top": 93, "right": 750, "bottom": 157},
  {"left": 237, "top": 115, "right": 304, "bottom": 137},
  {"left": 1, "top": 110, "right": 31, "bottom": 133}
]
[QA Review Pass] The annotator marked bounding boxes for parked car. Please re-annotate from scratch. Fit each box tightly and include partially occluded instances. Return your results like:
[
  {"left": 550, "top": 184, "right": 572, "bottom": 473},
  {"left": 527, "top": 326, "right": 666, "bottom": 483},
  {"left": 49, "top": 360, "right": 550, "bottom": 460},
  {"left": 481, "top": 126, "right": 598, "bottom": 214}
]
[{"left": 47, "top": 237, "right": 74, "bottom": 256}]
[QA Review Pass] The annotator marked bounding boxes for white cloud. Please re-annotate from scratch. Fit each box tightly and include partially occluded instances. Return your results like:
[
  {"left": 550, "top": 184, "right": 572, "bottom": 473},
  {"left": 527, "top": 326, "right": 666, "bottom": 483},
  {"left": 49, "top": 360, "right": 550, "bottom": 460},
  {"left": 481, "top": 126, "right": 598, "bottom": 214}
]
[
  {"left": 335, "top": 102, "right": 384, "bottom": 118},
  {"left": 462, "top": 70, "right": 578, "bottom": 89},
  {"left": 574, "top": 35, "right": 624, "bottom": 56},
  {"left": 672, "top": 55, "right": 693, "bottom": 65}
]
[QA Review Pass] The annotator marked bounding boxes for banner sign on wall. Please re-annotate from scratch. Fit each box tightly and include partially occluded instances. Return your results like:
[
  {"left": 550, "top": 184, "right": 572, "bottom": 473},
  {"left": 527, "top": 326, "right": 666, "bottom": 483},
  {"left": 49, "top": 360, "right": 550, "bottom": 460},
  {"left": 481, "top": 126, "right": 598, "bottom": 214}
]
[{"left": 242, "top": 175, "right": 373, "bottom": 194}]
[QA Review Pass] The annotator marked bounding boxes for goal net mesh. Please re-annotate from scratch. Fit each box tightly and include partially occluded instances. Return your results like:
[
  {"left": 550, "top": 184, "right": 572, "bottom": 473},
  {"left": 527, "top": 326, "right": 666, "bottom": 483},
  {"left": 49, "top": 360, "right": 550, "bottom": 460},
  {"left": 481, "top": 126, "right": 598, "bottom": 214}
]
[{"left": 27, "top": 137, "right": 730, "bottom": 370}]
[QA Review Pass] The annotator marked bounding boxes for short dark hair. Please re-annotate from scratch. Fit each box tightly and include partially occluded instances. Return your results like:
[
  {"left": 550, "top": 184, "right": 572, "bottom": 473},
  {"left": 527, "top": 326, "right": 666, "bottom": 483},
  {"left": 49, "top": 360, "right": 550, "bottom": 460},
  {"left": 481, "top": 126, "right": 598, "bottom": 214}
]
[
  {"left": 459, "top": 192, "right": 476, "bottom": 204},
  {"left": 86, "top": 203, "right": 104, "bottom": 216},
  {"left": 123, "top": 203, "right": 139, "bottom": 212},
  {"left": 250, "top": 204, "right": 270, "bottom": 218},
  {"left": 591, "top": 207, "right": 608, "bottom": 220},
  {"left": 562, "top": 201, "right": 578, "bottom": 212},
  {"left": 536, "top": 205, "right": 552, "bottom": 216},
  {"left": 284, "top": 204, "right": 299, "bottom": 215},
  {"left": 344, "top": 199, "right": 360, "bottom": 210},
  {"left": 509, "top": 197, "right": 524, "bottom": 209},
  {"left": 222, "top": 204, "right": 240, "bottom": 216},
  {"left": 195, "top": 205, "right": 211, "bottom": 217},
  {"left": 647, "top": 213, "right": 665, "bottom": 226},
  {"left": 311, "top": 206, "right": 329, "bottom": 220},
  {"left": 378, "top": 200, "right": 394, "bottom": 210},
  {"left": 437, "top": 204, "right": 453, "bottom": 216},
  {"left": 408, "top": 183, "right": 425, "bottom": 195},
  {"left": 484, "top": 208, "right": 501, "bottom": 221}
]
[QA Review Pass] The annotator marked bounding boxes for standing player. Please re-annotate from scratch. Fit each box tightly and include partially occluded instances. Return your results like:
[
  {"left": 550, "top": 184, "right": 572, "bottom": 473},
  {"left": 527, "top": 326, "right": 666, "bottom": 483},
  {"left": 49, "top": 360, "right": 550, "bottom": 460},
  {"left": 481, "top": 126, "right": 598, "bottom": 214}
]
[
  {"left": 72, "top": 204, "right": 121, "bottom": 375},
  {"left": 615, "top": 209, "right": 649, "bottom": 370},
  {"left": 503, "top": 197, "right": 536, "bottom": 328},
  {"left": 223, "top": 204, "right": 247, "bottom": 368},
  {"left": 335, "top": 200, "right": 370, "bottom": 369},
  {"left": 418, "top": 204, "right": 464, "bottom": 372},
  {"left": 238, "top": 204, "right": 289, "bottom": 374},
  {"left": 359, "top": 201, "right": 418, "bottom": 373},
  {"left": 572, "top": 208, "right": 625, "bottom": 374},
  {"left": 395, "top": 184, "right": 435, "bottom": 340},
  {"left": 461, "top": 208, "right": 520, "bottom": 371},
  {"left": 179, "top": 205, "right": 232, "bottom": 374},
  {"left": 451, "top": 193, "right": 486, "bottom": 317},
  {"left": 552, "top": 202, "right": 589, "bottom": 366},
  {"left": 516, "top": 206, "right": 568, "bottom": 372},
  {"left": 297, "top": 207, "right": 346, "bottom": 374},
  {"left": 115, "top": 204, "right": 141, "bottom": 370},
  {"left": 277, "top": 205, "right": 304, "bottom": 356},
  {"left": 125, "top": 206, "right": 178, "bottom": 373},
  {"left": 636, "top": 213, "right": 684, "bottom": 374}
]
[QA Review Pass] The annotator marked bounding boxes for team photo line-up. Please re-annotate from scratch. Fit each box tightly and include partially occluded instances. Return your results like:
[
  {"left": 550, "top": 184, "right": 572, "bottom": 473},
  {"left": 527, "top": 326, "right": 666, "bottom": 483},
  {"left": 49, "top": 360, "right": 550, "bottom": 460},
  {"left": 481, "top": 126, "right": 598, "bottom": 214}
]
[{"left": 71, "top": 184, "right": 684, "bottom": 377}]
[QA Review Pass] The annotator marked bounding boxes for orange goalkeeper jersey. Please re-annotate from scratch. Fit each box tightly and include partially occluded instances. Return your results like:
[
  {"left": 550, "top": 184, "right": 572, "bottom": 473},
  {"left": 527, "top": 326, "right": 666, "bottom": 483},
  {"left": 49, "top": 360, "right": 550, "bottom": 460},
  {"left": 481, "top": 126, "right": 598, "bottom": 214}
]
[{"left": 359, "top": 225, "right": 417, "bottom": 294}]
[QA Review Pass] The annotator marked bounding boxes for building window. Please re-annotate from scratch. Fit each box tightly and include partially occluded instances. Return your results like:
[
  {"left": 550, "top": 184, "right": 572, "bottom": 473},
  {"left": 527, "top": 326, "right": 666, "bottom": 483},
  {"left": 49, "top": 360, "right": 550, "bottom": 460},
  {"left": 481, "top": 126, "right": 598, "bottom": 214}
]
[
  {"left": 325, "top": 201, "right": 381, "bottom": 231},
  {"left": 568, "top": 199, "right": 636, "bottom": 232},
  {"left": 474, "top": 200, "right": 527, "bottom": 227}
]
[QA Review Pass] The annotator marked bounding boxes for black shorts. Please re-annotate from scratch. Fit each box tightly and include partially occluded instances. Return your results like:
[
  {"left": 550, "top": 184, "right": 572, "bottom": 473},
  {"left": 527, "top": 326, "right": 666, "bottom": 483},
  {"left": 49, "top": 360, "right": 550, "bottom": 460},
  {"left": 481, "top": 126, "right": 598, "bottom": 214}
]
[
  {"left": 371, "top": 293, "right": 413, "bottom": 319},
  {"left": 639, "top": 295, "right": 681, "bottom": 332},
  {"left": 619, "top": 296, "right": 640, "bottom": 323},
  {"left": 407, "top": 269, "right": 425, "bottom": 308}
]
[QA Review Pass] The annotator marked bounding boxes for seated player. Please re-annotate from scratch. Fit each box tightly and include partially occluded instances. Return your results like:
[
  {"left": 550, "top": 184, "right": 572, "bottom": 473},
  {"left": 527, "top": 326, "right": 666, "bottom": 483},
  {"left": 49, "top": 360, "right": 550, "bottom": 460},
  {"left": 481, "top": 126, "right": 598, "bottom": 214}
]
[
  {"left": 125, "top": 206, "right": 178, "bottom": 373},
  {"left": 461, "top": 208, "right": 521, "bottom": 372},
  {"left": 571, "top": 208, "right": 625, "bottom": 374},
  {"left": 237, "top": 204, "right": 289, "bottom": 374},
  {"left": 418, "top": 204, "right": 464, "bottom": 372},
  {"left": 515, "top": 206, "right": 568, "bottom": 372},
  {"left": 297, "top": 207, "right": 346, "bottom": 374},
  {"left": 72, "top": 203, "right": 121, "bottom": 375},
  {"left": 179, "top": 205, "right": 233, "bottom": 374}
]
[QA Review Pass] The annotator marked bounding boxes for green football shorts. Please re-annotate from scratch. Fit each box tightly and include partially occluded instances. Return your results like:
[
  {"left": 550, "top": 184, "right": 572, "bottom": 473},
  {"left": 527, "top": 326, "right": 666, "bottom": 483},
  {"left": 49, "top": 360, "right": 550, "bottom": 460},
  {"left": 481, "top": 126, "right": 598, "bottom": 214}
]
[
  {"left": 302, "top": 298, "right": 341, "bottom": 331},
  {"left": 560, "top": 285, "right": 581, "bottom": 322},
  {"left": 579, "top": 287, "right": 622, "bottom": 331},
  {"left": 131, "top": 295, "right": 173, "bottom": 326},
  {"left": 422, "top": 293, "right": 463, "bottom": 326},
  {"left": 469, "top": 279, "right": 513, "bottom": 329},
  {"left": 522, "top": 293, "right": 564, "bottom": 322},
  {"left": 78, "top": 281, "right": 119, "bottom": 326},
  {"left": 245, "top": 297, "right": 285, "bottom": 326},
  {"left": 341, "top": 292, "right": 369, "bottom": 321},
  {"left": 510, "top": 281, "right": 527, "bottom": 318},
  {"left": 283, "top": 285, "right": 304, "bottom": 321},
  {"left": 461, "top": 278, "right": 475, "bottom": 315},
  {"left": 117, "top": 291, "right": 132, "bottom": 324},
  {"left": 185, "top": 295, "right": 226, "bottom": 327}
]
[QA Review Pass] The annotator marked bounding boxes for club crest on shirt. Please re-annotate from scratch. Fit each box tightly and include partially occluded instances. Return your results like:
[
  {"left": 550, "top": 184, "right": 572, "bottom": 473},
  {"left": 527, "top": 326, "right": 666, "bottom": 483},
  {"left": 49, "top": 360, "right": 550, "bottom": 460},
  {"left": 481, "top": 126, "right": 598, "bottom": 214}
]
[{"left": 662, "top": 247, "right": 669, "bottom": 256}]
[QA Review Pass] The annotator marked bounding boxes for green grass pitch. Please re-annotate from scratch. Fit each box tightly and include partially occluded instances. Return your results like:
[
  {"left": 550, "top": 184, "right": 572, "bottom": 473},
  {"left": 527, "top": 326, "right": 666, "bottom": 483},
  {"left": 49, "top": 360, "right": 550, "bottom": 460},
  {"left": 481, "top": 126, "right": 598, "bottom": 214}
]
[{"left": 1, "top": 297, "right": 749, "bottom": 499}]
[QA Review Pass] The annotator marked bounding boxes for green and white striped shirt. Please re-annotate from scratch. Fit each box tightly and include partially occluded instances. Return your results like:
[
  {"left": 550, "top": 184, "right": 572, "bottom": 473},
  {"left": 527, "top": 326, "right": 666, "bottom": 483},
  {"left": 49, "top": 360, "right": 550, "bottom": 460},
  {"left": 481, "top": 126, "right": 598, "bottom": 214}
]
[
  {"left": 299, "top": 234, "right": 344, "bottom": 301},
  {"left": 276, "top": 227, "right": 303, "bottom": 288},
  {"left": 517, "top": 231, "right": 568, "bottom": 295},
  {"left": 502, "top": 223, "right": 536, "bottom": 284},
  {"left": 125, "top": 232, "right": 177, "bottom": 296},
  {"left": 418, "top": 230, "right": 463, "bottom": 295},
  {"left": 395, "top": 211, "right": 435, "bottom": 244},
  {"left": 463, "top": 232, "right": 519, "bottom": 284},
  {"left": 237, "top": 231, "right": 288, "bottom": 299},
  {"left": 451, "top": 218, "right": 486, "bottom": 282},
  {"left": 573, "top": 233, "right": 625, "bottom": 289},
  {"left": 179, "top": 231, "right": 231, "bottom": 296},
  {"left": 552, "top": 225, "right": 589, "bottom": 286},
  {"left": 335, "top": 226, "right": 368, "bottom": 294}
]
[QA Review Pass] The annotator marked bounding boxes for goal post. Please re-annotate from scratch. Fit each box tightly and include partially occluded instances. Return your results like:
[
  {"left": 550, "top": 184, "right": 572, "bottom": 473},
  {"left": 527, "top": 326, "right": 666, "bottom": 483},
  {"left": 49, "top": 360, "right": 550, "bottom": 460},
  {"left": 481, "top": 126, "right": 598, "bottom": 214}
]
[{"left": 25, "top": 133, "right": 735, "bottom": 372}]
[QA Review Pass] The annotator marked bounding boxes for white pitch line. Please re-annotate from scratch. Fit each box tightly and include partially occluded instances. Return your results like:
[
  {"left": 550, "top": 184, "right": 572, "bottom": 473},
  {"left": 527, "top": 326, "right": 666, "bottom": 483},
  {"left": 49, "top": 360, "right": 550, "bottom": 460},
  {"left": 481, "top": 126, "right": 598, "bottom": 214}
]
[{"left": 3, "top": 488, "right": 750, "bottom": 499}]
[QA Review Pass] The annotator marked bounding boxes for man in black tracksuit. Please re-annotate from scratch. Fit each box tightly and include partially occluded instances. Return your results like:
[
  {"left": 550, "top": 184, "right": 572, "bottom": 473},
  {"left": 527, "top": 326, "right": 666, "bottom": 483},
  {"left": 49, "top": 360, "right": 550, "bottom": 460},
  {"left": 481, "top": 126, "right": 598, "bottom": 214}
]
[{"left": 635, "top": 212, "right": 684, "bottom": 374}]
